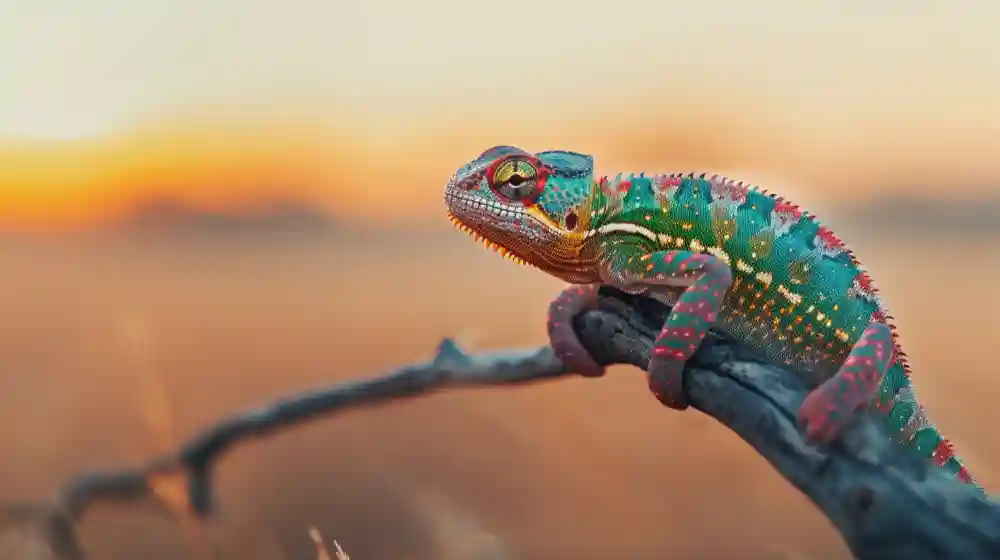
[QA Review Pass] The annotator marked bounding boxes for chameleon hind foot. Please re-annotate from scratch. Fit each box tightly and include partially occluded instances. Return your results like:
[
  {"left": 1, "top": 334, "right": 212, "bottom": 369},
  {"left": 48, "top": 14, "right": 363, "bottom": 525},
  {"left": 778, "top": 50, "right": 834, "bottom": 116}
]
[
  {"left": 546, "top": 284, "right": 605, "bottom": 377},
  {"left": 647, "top": 360, "right": 689, "bottom": 410},
  {"left": 797, "top": 322, "right": 894, "bottom": 444}
]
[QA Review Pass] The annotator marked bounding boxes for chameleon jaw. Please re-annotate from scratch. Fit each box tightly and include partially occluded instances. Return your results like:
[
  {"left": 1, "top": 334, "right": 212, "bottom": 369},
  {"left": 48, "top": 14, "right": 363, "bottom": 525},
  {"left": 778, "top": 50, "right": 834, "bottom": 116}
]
[
  {"left": 445, "top": 192, "right": 599, "bottom": 284},
  {"left": 447, "top": 211, "right": 530, "bottom": 266}
]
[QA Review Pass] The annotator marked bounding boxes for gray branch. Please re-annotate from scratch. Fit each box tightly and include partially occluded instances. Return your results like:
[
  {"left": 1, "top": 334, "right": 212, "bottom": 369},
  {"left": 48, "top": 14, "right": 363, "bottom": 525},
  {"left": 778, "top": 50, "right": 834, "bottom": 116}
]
[
  {"left": 578, "top": 288, "right": 1000, "bottom": 560},
  {"left": 1, "top": 287, "right": 997, "bottom": 559}
]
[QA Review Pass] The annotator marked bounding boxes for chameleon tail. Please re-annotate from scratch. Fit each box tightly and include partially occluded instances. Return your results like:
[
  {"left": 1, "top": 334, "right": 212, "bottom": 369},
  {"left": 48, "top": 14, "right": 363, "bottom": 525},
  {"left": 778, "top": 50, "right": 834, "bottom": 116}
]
[{"left": 878, "top": 362, "right": 978, "bottom": 487}]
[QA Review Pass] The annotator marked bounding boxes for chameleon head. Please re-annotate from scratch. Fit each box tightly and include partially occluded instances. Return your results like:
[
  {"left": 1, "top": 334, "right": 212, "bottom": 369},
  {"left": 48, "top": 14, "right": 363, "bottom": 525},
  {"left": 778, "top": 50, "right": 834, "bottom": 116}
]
[{"left": 444, "top": 145, "right": 599, "bottom": 282}]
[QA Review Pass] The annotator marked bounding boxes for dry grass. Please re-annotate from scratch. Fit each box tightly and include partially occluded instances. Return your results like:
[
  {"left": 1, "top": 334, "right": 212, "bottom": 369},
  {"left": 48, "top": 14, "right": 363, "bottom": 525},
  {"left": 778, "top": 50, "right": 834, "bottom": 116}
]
[{"left": 309, "top": 527, "right": 349, "bottom": 560}]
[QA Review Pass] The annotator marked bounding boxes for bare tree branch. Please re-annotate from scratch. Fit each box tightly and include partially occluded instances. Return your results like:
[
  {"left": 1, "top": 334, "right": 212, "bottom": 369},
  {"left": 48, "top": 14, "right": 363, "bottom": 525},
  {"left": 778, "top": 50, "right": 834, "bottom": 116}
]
[{"left": 2, "top": 287, "right": 998, "bottom": 559}]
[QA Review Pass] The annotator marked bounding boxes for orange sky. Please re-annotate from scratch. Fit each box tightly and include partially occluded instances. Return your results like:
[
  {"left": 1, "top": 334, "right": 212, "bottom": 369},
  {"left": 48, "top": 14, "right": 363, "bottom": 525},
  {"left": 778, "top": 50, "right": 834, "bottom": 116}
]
[
  {"left": 3, "top": 103, "right": 998, "bottom": 232},
  {"left": 0, "top": 115, "right": 356, "bottom": 229}
]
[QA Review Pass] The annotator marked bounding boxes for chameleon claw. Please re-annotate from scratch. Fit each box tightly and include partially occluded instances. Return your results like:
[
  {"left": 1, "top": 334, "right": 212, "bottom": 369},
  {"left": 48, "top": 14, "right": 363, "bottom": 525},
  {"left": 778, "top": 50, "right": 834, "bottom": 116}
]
[
  {"left": 797, "top": 390, "right": 843, "bottom": 444},
  {"left": 647, "top": 360, "right": 690, "bottom": 410},
  {"left": 551, "top": 339, "right": 606, "bottom": 377}
]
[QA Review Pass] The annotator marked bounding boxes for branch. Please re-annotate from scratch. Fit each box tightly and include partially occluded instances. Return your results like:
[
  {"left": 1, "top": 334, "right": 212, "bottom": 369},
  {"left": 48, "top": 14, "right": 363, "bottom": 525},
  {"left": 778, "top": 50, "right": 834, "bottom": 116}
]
[{"left": 2, "top": 287, "right": 998, "bottom": 559}]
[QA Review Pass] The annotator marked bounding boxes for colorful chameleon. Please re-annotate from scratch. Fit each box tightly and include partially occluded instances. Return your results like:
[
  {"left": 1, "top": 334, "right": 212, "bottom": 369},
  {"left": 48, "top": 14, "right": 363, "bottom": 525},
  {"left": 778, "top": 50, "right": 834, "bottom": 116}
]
[{"left": 444, "top": 145, "right": 977, "bottom": 486}]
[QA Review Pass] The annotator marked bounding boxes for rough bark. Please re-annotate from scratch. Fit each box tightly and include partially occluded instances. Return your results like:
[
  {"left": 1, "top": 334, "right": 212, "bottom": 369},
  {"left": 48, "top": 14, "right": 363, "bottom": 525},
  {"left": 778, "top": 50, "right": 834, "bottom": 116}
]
[{"left": 1, "top": 287, "right": 996, "bottom": 559}]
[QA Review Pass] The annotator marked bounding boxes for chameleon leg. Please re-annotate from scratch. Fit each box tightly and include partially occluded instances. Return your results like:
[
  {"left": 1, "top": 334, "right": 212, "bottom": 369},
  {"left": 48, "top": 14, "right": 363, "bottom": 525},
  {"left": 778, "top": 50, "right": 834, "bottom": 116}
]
[
  {"left": 797, "top": 322, "right": 894, "bottom": 444},
  {"left": 605, "top": 249, "right": 733, "bottom": 410},
  {"left": 546, "top": 284, "right": 605, "bottom": 377}
]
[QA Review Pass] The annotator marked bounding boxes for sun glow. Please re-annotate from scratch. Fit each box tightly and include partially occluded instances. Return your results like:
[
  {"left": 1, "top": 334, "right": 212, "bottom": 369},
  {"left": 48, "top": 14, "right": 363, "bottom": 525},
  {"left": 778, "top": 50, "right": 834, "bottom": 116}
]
[{"left": 0, "top": 115, "right": 357, "bottom": 230}]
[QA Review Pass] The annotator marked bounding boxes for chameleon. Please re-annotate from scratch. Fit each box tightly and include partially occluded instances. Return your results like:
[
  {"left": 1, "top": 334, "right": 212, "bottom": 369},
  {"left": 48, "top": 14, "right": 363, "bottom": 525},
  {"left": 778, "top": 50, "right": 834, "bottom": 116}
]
[{"left": 443, "top": 144, "right": 978, "bottom": 487}]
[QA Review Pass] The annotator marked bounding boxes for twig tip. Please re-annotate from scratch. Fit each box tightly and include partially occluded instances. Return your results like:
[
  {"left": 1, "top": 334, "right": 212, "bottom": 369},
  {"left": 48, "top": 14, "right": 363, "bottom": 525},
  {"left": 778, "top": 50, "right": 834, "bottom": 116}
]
[{"left": 434, "top": 338, "right": 471, "bottom": 367}]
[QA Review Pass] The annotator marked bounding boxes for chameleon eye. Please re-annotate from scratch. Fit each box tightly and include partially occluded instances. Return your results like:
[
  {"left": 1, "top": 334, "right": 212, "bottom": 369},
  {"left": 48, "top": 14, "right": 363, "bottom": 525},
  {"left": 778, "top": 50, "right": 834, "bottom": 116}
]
[{"left": 488, "top": 157, "right": 545, "bottom": 202}]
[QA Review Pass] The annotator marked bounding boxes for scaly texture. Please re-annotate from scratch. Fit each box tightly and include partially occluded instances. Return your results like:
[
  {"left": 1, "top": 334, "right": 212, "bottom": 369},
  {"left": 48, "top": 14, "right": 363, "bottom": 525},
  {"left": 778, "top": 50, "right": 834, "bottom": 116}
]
[{"left": 444, "top": 145, "right": 977, "bottom": 487}]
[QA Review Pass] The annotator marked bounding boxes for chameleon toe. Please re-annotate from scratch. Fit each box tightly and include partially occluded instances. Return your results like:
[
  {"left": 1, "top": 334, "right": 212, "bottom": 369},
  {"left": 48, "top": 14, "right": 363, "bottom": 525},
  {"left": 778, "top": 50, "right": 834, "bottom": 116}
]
[
  {"left": 647, "top": 361, "right": 690, "bottom": 410},
  {"left": 551, "top": 339, "right": 605, "bottom": 377},
  {"left": 797, "top": 391, "right": 849, "bottom": 444}
]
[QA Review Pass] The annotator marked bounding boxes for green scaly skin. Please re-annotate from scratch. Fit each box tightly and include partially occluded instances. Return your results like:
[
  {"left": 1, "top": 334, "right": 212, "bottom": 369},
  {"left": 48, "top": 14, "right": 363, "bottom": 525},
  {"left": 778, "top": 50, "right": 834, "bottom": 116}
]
[{"left": 444, "top": 145, "right": 978, "bottom": 487}]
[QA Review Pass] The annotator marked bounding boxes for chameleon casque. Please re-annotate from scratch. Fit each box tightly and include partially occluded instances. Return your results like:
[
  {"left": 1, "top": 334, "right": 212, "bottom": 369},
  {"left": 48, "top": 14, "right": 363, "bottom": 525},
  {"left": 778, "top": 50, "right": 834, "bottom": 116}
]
[{"left": 444, "top": 145, "right": 978, "bottom": 486}]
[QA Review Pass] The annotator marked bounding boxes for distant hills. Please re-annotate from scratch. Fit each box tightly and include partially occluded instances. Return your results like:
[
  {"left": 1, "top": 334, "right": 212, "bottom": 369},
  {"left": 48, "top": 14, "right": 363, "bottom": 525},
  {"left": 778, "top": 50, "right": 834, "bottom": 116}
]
[
  {"left": 835, "top": 193, "right": 1000, "bottom": 238},
  {"left": 69, "top": 190, "right": 1000, "bottom": 241},
  {"left": 115, "top": 197, "right": 339, "bottom": 235}
]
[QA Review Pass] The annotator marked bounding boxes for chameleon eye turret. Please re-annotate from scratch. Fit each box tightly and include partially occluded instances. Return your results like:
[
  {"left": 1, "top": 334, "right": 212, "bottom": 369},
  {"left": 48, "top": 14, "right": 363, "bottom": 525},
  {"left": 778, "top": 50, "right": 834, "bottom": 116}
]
[
  {"left": 443, "top": 146, "right": 602, "bottom": 284},
  {"left": 487, "top": 156, "right": 547, "bottom": 202}
]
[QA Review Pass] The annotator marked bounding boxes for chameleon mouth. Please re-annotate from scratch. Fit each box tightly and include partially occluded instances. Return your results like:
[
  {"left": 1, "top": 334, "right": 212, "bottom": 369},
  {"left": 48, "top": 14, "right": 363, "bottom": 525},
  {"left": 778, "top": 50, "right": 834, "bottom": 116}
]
[{"left": 446, "top": 211, "right": 530, "bottom": 266}]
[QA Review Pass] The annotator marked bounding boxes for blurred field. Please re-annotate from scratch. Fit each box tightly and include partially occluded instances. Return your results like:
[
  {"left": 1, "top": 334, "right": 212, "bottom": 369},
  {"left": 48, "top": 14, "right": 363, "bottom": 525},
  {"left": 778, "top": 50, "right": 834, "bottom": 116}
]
[
  {"left": 0, "top": 224, "right": 995, "bottom": 559},
  {"left": 2, "top": 1, "right": 998, "bottom": 557}
]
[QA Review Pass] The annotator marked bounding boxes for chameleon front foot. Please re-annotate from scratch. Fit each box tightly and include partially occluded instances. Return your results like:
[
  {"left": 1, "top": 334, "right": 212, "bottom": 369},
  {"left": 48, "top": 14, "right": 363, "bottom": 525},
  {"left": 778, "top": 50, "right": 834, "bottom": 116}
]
[
  {"left": 647, "top": 358, "right": 689, "bottom": 410},
  {"left": 610, "top": 249, "right": 733, "bottom": 411},
  {"left": 797, "top": 323, "right": 894, "bottom": 444},
  {"left": 547, "top": 284, "right": 606, "bottom": 377}
]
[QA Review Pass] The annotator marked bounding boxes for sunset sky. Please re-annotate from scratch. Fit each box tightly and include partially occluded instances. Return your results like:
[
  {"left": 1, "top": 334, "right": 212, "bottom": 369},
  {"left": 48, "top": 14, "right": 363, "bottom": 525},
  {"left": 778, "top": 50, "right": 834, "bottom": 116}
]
[
  {"left": 2, "top": 5, "right": 999, "bottom": 556},
  {"left": 2, "top": 0, "right": 998, "bottom": 230}
]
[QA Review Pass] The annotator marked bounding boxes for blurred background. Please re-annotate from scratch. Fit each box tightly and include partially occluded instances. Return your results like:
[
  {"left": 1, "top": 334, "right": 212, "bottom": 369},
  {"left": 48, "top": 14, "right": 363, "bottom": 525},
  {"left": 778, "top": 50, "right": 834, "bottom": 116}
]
[{"left": 1, "top": 0, "right": 998, "bottom": 558}]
